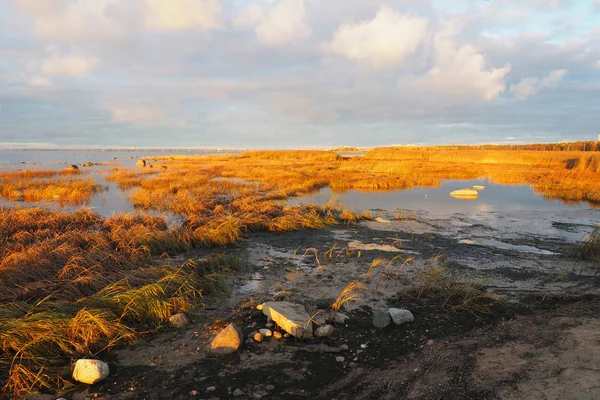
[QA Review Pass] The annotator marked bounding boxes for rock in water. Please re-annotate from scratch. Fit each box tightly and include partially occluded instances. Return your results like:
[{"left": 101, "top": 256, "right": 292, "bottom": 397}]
[
  {"left": 260, "top": 301, "right": 313, "bottom": 339},
  {"left": 64, "top": 164, "right": 79, "bottom": 171},
  {"left": 315, "top": 324, "right": 335, "bottom": 337},
  {"left": 374, "top": 217, "right": 392, "bottom": 223},
  {"left": 209, "top": 323, "right": 243, "bottom": 356},
  {"left": 388, "top": 308, "right": 414, "bottom": 325},
  {"left": 168, "top": 313, "right": 189, "bottom": 328},
  {"left": 136, "top": 159, "right": 147, "bottom": 167},
  {"left": 372, "top": 309, "right": 391, "bottom": 328},
  {"left": 72, "top": 359, "right": 109, "bottom": 384},
  {"left": 449, "top": 188, "right": 478, "bottom": 199},
  {"left": 472, "top": 185, "right": 486, "bottom": 190}
]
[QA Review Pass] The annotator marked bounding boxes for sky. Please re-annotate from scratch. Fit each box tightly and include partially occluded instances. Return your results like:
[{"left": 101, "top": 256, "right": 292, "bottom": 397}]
[{"left": 0, "top": 0, "right": 599, "bottom": 149}]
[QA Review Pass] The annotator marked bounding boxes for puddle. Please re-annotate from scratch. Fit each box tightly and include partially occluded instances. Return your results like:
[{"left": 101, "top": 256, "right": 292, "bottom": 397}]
[
  {"left": 237, "top": 272, "right": 265, "bottom": 293},
  {"left": 459, "top": 239, "right": 558, "bottom": 255}
]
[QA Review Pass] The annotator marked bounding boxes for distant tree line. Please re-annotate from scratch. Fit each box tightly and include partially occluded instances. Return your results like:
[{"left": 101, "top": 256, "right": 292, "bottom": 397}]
[{"left": 383, "top": 141, "right": 600, "bottom": 152}]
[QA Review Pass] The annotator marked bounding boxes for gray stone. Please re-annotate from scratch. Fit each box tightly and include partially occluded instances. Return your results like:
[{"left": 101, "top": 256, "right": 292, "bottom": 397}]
[
  {"left": 64, "top": 164, "right": 79, "bottom": 171},
  {"left": 168, "top": 313, "right": 189, "bottom": 328},
  {"left": 372, "top": 309, "right": 391, "bottom": 328},
  {"left": 260, "top": 302, "right": 313, "bottom": 339},
  {"left": 388, "top": 308, "right": 414, "bottom": 325},
  {"left": 233, "top": 389, "right": 244, "bottom": 397},
  {"left": 209, "top": 323, "right": 243, "bottom": 356},
  {"left": 315, "top": 324, "right": 335, "bottom": 337},
  {"left": 72, "top": 359, "right": 109, "bottom": 384},
  {"left": 327, "top": 312, "right": 349, "bottom": 325},
  {"left": 336, "top": 356, "right": 345, "bottom": 363}
]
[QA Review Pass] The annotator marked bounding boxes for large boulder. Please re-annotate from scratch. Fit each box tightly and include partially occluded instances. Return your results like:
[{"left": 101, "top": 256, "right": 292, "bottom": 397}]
[
  {"left": 260, "top": 302, "right": 313, "bottom": 339},
  {"left": 209, "top": 323, "right": 243, "bottom": 356},
  {"left": 72, "top": 359, "right": 109, "bottom": 384},
  {"left": 388, "top": 308, "right": 414, "bottom": 325}
]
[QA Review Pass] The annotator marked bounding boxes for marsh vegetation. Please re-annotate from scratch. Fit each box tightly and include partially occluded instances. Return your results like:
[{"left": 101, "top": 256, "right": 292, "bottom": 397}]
[{"left": 0, "top": 143, "right": 599, "bottom": 397}]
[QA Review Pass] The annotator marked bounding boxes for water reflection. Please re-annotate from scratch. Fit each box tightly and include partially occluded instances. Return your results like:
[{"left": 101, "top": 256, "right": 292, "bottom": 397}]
[{"left": 288, "top": 178, "right": 595, "bottom": 215}]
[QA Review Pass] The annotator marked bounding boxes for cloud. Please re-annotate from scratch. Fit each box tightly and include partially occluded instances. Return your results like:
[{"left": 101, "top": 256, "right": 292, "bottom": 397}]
[
  {"left": 235, "top": 0, "right": 311, "bottom": 46},
  {"left": 143, "top": 0, "right": 221, "bottom": 31},
  {"left": 108, "top": 103, "right": 169, "bottom": 124},
  {"left": 41, "top": 54, "right": 98, "bottom": 77},
  {"left": 415, "top": 23, "right": 512, "bottom": 101},
  {"left": 510, "top": 69, "right": 568, "bottom": 100},
  {"left": 328, "top": 5, "right": 428, "bottom": 68}
]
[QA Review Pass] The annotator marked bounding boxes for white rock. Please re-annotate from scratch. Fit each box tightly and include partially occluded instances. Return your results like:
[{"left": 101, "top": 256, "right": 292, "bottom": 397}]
[
  {"left": 233, "top": 388, "right": 244, "bottom": 397},
  {"left": 388, "top": 308, "right": 414, "bottom": 325},
  {"left": 72, "top": 359, "right": 110, "bottom": 385},
  {"left": 336, "top": 356, "right": 345, "bottom": 363},
  {"left": 260, "top": 302, "right": 313, "bottom": 339},
  {"left": 315, "top": 324, "right": 335, "bottom": 337},
  {"left": 168, "top": 313, "right": 189, "bottom": 328}
]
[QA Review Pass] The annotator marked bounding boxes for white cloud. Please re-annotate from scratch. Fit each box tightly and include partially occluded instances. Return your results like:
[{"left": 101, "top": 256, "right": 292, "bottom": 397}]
[
  {"left": 236, "top": 0, "right": 311, "bottom": 46},
  {"left": 143, "top": 0, "right": 221, "bottom": 31},
  {"left": 510, "top": 69, "right": 568, "bottom": 100},
  {"left": 28, "top": 75, "right": 52, "bottom": 86},
  {"left": 108, "top": 103, "right": 169, "bottom": 124},
  {"left": 328, "top": 5, "right": 428, "bottom": 68},
  {"left": 418, "top": 24, "right": 512, "bottom": 100},
  {"left": 30, "top": 0, "right": 125, "bottom": 42},
  {"left": 41, "top": 54, "right": 98, "bottom": 77}
]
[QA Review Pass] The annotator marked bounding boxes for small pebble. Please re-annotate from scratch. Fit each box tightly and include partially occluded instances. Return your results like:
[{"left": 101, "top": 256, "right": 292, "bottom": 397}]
[
  {"left": 340, "top": 344, "right": 349, "bottom": 351},
  {"left": 265, "top": 323, "right": 273, "bottom": 328},
  {"left": 207, "top": 386, "right": 216, "bottom": 392},
  {"left": 266, "top": 385, "right": 275, "bottom": 391},
  {"left": 259, "top": 328, "right": 272, "bottom": 337},
  {"left": 273, "top": 331, "right": 283, "bottom": 339},
  {"left": 233, "top": 388, "right": 244, "bottom": 397},
  {"left": 427, "top": 339, "right": 434, "bottom": 346},
  {"left": 253, "top": 394, "right": 263, "bottom": 399},
  {"left": 189, "top": 390, "right": 199, "bottom": 396},
  {"left": 349, "top": 362, "right": 359, "bottom": 368},
  {"left": 360, "top": 344, "right": 367, "bottom": 349},
  {"left": 250, "top": 331, "right": 263, "bottom": 342},
  {"left": 336, "top": 356, "right": 345, "bottom": 363}
]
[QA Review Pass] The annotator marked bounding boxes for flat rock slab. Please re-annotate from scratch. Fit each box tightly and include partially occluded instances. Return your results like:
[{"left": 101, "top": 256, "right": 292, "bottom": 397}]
[
  {"left": 209, "top": 323, "right": 243, "bottom": 356},
  {"left": 261, "top": 301, "right": 313, "bottom": 339}
]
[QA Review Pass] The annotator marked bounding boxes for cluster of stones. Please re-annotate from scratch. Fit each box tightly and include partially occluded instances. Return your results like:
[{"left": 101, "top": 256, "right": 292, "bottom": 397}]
[{"left": 372, "top": 307, "right": 414, "bottom": 328}]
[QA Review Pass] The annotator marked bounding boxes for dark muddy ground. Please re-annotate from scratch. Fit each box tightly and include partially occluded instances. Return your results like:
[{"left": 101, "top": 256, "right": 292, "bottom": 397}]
[{"left": 29, "top": 214, "right": 600, "bottom": 400}]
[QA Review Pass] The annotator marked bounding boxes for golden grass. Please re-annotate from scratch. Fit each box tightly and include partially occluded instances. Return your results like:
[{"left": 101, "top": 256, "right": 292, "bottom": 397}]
[
  {"left": 0, "top": 207, "right": 241, "bottom": 397},
  {"left": 0, "top": 169, "right": 103, "bottom": 205},
  {"left": 135, "top": 148, "right": 600, "bottom": 206}
]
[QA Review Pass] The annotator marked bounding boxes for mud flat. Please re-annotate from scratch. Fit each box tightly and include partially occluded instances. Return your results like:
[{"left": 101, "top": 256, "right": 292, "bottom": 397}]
[{"left": 45, "top": 208, "right": 600, "bottom": 400}]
